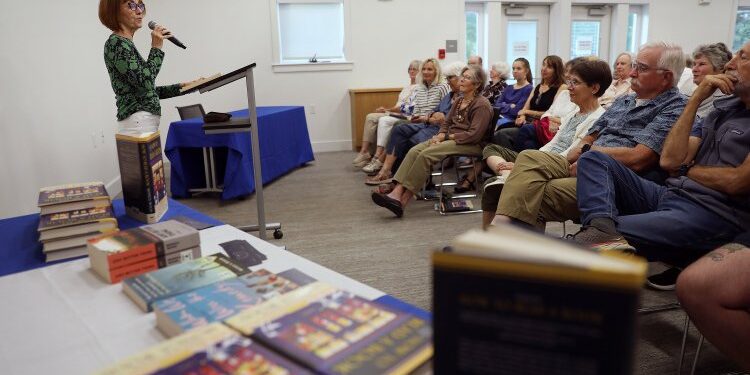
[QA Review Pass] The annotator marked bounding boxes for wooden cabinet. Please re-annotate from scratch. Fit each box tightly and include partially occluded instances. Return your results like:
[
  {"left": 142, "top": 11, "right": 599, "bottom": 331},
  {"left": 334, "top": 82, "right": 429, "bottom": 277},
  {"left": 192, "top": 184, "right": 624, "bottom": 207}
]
[{"left": 349, "top": 88, "right": 403, "bottom": 151}]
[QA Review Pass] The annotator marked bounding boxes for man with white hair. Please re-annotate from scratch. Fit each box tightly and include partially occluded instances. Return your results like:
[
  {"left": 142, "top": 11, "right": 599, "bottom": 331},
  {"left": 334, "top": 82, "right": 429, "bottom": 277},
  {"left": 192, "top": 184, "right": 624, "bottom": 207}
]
[
  {"left": 490, "top": 42, "right": 688, "bottom": 230},
  {"left": 467, "top": 55, "right": 482, "bottom": 68},
  {"left": 573, "top": 40, "right": 749, "bottom": 257}
]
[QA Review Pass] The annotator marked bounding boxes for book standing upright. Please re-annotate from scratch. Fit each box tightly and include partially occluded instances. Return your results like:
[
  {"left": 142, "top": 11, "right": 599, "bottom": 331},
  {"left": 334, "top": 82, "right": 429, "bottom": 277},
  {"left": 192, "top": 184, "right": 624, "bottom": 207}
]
[{"left": 115, "top": 132, "right": 168, "bottom": 224}]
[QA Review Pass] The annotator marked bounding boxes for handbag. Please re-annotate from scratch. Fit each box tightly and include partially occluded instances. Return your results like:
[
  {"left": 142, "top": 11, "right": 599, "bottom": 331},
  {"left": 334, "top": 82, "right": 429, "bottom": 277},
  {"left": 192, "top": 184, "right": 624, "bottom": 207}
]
[{"left": 533, "top": 117, "right": 555, "bottom": 146}]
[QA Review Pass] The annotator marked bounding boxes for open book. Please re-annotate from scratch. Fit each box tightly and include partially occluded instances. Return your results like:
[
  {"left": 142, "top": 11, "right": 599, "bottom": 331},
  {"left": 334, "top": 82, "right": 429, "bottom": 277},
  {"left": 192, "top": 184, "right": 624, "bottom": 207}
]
[
  {"left": 180, "top": 73, "right": 221, "bottom": 93},
  {"left": 433, "top": 224, "right": 647, "bottom": 375}
]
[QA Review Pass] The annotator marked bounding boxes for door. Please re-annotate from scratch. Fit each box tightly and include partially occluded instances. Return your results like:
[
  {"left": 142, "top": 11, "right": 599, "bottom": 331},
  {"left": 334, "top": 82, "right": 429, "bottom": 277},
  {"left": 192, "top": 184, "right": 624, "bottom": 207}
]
[
  {"left": 501, "top": 5, "right": 549, "bottom": 84},
  {"left": 570, "top": 5, "right": 611, "bottom": 60}
]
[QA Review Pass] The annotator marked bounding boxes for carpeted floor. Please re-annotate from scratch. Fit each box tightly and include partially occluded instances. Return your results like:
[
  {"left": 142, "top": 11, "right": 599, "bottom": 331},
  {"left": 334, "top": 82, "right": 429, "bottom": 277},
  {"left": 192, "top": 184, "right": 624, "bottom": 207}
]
[{"left": 171, "top": 150, "right": 745, "bottom": 375}]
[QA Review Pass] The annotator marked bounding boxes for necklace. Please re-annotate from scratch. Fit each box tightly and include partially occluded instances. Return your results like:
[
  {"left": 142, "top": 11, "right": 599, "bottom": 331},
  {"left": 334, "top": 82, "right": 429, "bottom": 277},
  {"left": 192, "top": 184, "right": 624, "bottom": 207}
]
[{"left": 453, "top": 95, "right": 475, "bottom": 123}]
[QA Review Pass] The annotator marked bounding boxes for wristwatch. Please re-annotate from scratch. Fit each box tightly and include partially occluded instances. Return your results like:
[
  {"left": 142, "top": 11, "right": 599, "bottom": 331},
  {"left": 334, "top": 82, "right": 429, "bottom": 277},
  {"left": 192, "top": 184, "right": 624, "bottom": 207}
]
[
  {"left": 678, "top": 163, "right": 692, "bottom": 177},
  {"left": 581, "top": 144, "right": 592, "bottom": 154}
]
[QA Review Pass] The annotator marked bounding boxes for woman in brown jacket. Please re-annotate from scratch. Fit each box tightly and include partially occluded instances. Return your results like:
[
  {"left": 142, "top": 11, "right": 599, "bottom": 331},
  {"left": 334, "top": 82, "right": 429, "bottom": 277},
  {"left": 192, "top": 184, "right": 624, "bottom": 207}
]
[{"left": 371, "top": 65, "right": 493, "bottom": 217}]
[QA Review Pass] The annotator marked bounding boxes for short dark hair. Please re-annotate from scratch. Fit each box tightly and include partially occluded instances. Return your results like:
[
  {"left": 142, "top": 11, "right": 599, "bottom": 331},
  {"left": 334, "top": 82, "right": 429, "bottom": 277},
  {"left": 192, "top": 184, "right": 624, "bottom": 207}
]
[
  {"left": 99, "top": 0, "right": 121, "bottom": 32},
  {"left": 569, "top": 59, "right": 612, "bottom": 97}
]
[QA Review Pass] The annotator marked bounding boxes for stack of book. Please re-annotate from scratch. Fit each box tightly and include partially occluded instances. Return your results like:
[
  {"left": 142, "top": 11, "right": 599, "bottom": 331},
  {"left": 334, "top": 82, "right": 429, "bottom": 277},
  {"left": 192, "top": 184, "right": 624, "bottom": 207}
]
[
  {"left": 37, "top": 182, "right": 118, "bottom": 262},
  {"left": 88, "top": 220, "right": 201, "bottom": 284}
]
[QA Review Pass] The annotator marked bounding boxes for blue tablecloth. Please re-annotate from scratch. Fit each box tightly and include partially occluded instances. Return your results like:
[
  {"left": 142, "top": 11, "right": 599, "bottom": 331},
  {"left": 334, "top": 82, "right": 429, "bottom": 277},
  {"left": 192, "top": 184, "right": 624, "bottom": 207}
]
[
  {"left": 0, "top": 199, "right": 223, "bottom": 278},
  {"left": 165, "top": 106, "right": 314, "bottom": 200}
]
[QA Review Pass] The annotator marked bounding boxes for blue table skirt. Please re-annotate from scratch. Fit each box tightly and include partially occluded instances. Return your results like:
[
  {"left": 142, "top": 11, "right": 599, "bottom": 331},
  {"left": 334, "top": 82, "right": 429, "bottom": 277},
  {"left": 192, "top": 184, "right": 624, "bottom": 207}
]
[
  {"left": 166, "top": 106, "right": 315, "bottom": 200},
  {"left": 0, "top": 199, "right": 223, "bottom": 278}
]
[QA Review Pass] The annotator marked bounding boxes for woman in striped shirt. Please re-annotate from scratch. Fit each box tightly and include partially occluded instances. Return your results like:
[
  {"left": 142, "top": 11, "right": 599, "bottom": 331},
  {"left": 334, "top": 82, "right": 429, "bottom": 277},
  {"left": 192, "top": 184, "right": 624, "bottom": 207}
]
[{"left": 360, "top": 58, "right": 450, "bottom": 174}]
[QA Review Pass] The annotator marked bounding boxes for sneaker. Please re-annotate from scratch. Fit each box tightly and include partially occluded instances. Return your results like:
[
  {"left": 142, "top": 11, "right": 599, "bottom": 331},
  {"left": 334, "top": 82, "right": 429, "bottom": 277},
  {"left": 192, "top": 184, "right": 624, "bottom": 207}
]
[
  {"left": 362, "top": 158, "right": 383, "bottom": 174},
  {"left": 571, "top": 226, "right": 635, "bottom": 253},
  {"left": 646, "top": 267, "right": 681, "bottom": 291},
  {"left": 482, "top": 175, "right": 506, "bottom": 198},
  {"left": 352, "top": 153, "right": 371, "bottom": 168}
]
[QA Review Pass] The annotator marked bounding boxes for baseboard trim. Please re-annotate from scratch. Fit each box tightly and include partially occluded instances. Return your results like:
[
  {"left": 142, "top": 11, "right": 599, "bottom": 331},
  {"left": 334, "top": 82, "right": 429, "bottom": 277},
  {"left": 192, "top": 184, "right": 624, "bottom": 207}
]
[{"left": 312, "top": 140, "right": 352, "bottom": 153}]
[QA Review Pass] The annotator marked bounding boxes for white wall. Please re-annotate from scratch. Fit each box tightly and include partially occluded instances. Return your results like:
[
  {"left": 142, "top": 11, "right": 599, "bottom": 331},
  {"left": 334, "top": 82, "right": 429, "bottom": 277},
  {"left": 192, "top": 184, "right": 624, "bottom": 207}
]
[{"left": 0, "top": 0, "right": 741, "bottom": 218}]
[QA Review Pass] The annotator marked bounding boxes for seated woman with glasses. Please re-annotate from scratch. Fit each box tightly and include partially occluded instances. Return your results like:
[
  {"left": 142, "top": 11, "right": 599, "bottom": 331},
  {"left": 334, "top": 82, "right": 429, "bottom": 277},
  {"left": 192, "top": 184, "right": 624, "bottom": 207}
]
[
  {"left": 99, "top": 0, "right": 193, "bottom": 136},
  {"left": 479, "top": 59, "right": 612, "bottom": 228},
  {"left": 371, "top": 65, "right": 493, "bottom": 218}
]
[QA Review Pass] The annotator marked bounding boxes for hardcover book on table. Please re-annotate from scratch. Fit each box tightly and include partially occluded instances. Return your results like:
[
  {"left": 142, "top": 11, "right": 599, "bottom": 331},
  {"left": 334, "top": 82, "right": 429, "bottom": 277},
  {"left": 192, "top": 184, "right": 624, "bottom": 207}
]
[
  {"left": 37, "top": 181, "right": 111, "bottom": 215},
  {"left": 115, "top": 131, "right": 168, "bottom": 223},
  {"left": 252, "top": 289, "right": 433, "bottom": 375},
  {"left": 122, "top": 253, "right": 252, "bottom": 312},
  {"left": 94, "top": 323, "right": 311, "bottom": 375},
  {"left": 88, "top": 219, "right": 200, "bottom": 283},
  {"left": 153, "top": 268, "right": 315, "bottom": 338},
  {"left": 432, "top": 224, "right": 647, "bottom": 375}
]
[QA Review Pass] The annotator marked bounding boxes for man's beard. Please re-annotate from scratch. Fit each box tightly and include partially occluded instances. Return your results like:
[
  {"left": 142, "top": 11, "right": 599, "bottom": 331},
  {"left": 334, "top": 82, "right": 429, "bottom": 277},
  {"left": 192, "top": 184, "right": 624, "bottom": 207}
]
[{"left": 728, "top": 70, "right": 750, "bottom": 98}]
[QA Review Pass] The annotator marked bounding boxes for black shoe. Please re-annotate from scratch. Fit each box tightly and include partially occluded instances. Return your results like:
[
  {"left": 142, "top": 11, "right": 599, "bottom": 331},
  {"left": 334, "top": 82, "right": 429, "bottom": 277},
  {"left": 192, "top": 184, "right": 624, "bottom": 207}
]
[
  {"left": 371, "top": 192, "right": 403, "bottom": 218},
  {"left": 646, "top": 267, "right": 681, "bottom": 291}
]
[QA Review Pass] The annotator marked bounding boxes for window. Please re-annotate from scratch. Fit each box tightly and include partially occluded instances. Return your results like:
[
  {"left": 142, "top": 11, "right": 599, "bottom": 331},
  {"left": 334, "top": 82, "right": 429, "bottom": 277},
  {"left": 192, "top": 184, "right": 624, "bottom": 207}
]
[
  {"left": 734, "top": 5, "right": 750, "bottom": 50},
  {"left": 626, "top": 5, "right": 646, "bottom": 53},
  {"left": 465, "top": 3, "right": 485, "bottom": 63},
  {"left": 506, "top": 21, "right": 538, "bottom": 80},
  {"left": 270, "top": 0, "right": 352, "bottom": 72},
  {"left": 571, "top": 21, "right": 600, "bottom": 58}
]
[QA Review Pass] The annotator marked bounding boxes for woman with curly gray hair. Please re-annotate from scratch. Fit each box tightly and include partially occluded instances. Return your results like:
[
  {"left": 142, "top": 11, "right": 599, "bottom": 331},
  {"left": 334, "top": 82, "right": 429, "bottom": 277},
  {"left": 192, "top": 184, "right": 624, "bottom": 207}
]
[{"left": 691, "top": 42, "right": 733, "bottom": 118}]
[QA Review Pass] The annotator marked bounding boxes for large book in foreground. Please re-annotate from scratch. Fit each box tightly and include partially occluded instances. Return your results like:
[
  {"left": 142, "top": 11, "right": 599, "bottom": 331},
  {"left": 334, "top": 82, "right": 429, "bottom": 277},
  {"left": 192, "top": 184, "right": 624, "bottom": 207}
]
[
  {"left": 122, "top": 253, "right": 251, "bottom": 312},
  {"left": 154, "top": 268, "right": 314, "bottom": 338},
  {"left": 115, "top": 131, "right": 168, "bottom": 224},
  {"left": 250, "top": 289, "right": 433, "bottom": 375},
  {"left": 433, "top": 225, "right": 647, "bottom": 375},
  {"left": 94, "top": 323, "right": 312, "bottom": 375}
]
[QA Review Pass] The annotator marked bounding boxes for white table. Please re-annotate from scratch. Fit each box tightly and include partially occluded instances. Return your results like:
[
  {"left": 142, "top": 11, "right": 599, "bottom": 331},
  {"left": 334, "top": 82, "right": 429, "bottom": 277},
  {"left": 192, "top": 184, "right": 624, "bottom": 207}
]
[{"left": 0, "top": 225, "right": 390, "bottom": 375}]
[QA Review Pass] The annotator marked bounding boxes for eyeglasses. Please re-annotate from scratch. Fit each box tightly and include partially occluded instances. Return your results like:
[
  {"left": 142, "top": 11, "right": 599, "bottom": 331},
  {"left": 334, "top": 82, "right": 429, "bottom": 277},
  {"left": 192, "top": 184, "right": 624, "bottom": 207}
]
[
  {"left": 460, "top": 75, "right": 473, "bottom": 80},
  {"left": 631, "top": 61, "right": 669, "bottom": 74},
  {"left": 126, "top": 1, "right": 146, "bottom": 12},
  {"left": 566, "top": 78, "right": 584, "bottom": 88}
]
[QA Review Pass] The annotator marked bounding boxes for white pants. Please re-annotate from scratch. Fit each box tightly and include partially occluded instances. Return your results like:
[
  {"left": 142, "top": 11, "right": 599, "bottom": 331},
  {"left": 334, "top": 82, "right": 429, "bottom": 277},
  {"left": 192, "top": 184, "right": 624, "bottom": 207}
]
[
  {"left": 376, "top": 115, "right": 401, "bottom": 148},
  {"left": 117, "top": 111, "right": 161, "bottom": 136}
]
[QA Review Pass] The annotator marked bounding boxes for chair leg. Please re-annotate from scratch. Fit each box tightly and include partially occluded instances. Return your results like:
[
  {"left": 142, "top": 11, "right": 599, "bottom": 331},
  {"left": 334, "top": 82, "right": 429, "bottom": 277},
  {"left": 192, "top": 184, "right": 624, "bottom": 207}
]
[
  {"left": 678, "top": 314, "right": 691, "bottom": 374},
  {"left": 689, "top": 334, "right": 704, "bottom": 375}
]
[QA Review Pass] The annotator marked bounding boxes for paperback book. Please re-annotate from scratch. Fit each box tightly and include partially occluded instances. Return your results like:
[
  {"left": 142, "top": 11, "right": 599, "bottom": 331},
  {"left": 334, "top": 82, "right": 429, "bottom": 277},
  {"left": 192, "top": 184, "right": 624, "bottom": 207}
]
[
  {"left": 432, "top": 225, "right": 647, "bottom": 375},
  {"left": 115, "top": 131, "right": 168, "bottom": 223},
  {"left": 122, "top": 253, "right": 252, "bottom": 312},
  {"left": 153, "top": 268, "right": 314, "bottom": 338},
  {"left": 38, "top": 206, "right": 116, "bottom": 231},
  {"left": 94, "top": 323, "right": 311, "bottom": 375},
  {"left": 37, "top": 181, "right": 110, "bottom": 215}
]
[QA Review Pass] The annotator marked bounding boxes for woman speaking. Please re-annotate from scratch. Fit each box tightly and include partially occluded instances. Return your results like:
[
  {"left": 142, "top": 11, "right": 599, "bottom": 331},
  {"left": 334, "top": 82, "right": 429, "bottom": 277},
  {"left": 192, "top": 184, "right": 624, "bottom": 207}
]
[{"left": 99, "top": 0, "right": 189, "bottom": 135}]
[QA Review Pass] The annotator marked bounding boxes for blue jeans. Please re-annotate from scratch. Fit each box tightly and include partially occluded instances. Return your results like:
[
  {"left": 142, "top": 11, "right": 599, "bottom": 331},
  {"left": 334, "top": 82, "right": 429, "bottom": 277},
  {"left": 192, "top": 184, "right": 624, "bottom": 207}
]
[
  {"left": 576, "top": 151, "right": 741, "bottom": 260},
  {"left": 515, "top": 123, "right": 539, "bottom": 151},
  {"left": 385, "top": 123, "right": 440, "bottom": 173}
]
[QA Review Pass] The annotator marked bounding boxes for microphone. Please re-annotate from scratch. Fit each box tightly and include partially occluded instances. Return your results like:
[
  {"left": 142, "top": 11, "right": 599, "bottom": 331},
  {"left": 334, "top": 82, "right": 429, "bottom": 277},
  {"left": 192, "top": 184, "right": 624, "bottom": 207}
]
[{"left": 148, "top": 21, "right": 187, "bottom": 49}]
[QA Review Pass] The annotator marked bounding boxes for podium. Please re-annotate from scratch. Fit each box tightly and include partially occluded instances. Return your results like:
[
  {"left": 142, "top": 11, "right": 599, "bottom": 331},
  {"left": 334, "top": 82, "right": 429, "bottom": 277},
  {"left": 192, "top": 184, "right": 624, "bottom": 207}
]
[{"left": 183, "top": 63, "right": 281, "bottom": 240}]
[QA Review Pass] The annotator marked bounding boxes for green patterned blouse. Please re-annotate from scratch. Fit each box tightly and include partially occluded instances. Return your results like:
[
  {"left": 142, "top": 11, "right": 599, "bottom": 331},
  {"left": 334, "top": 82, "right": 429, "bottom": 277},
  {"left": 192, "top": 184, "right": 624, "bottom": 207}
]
[{"left": 103, "top": 34, "right": 181, "bottom": 121}]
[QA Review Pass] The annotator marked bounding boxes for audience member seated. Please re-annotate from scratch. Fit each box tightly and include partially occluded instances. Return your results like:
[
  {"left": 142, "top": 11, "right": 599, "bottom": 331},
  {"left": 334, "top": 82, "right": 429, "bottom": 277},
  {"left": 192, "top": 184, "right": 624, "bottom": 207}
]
[
  {"left": 482, "top": 61, "right": 510, "bottom": 104},
  {"left": 489, "top": 42, "right": 687, "bottom": 230},
  {"left": 492, "top": 55, "right": 567, "bottom": 152},
  {"left": 571, "top": 41, "right": 749, "bottom": 261},
  {"left": 526, "top": 57, "right": 588, "bottom": 149},
  {"left": 690, "top": 42, "right": 733, "bottom": 118},
  {"left": 479, "top": 59, "right": 612, "bottom": 228},
  {"left": 676, "top": 232, "right": 750, "bottom": 371},
  {"left": 364, "top": 62, "right": 466, "bottom": 186},
  {"left": 361, "top": 58, "right": 450, "bottom": 174},
  {"left": 467, "top": 55, "right": 482, "bottom": 68},
  {"left": 371, "top": 65, "right": 493, "bottom": 217},
  {"left": 599, "top": 52, "right": 633, "bottom": 108},
  {"left": 678, "top": 55, "right": 698, "bottom": 96},
  {"left": 353, "top": 60, "right": 420, "bottom": 168},
  {"left": 493, "top": 58, "right": 534, "bottom": 126}
]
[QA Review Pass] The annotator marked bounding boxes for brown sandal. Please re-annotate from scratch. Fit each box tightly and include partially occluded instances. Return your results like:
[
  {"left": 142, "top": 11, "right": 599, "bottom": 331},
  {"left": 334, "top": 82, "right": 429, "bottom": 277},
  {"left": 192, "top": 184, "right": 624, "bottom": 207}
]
[{"left": 365, "top": 173, "right": 393, "bottom": 186}]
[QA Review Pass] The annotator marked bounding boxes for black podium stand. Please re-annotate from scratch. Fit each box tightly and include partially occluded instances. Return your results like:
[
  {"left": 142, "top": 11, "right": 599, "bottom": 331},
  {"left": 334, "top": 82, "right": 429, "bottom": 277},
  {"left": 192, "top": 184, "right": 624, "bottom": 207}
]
[{"left": 184, "top": 63, "right": 282, "bottom": 240}]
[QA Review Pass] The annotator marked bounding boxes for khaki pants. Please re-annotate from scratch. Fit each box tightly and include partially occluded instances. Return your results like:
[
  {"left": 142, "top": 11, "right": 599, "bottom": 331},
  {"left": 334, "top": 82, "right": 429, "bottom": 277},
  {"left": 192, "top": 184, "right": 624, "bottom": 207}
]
[
  {"left": 393, "top": 140, "right": 482, "bottom": 193},
  {"left": 496, "top": 150, "right": 579, "bottom": 227},
  {"left": 362, "top": 112, "right": 387, "bottom": 144}
]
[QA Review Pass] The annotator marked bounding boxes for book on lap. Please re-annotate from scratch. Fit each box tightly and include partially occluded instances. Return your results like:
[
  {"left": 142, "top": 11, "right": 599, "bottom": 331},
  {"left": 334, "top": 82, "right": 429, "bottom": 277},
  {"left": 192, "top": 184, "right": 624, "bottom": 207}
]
[{"left": 432, "top": 224, "right": 647, "bottom": 375}]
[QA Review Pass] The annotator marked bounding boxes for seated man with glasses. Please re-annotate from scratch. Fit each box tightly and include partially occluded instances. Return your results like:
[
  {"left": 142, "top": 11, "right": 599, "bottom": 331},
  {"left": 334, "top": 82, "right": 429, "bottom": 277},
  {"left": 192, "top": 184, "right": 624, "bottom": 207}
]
[
  {"left": 572, "top": 40, "right": 750, "bottom": 255},
  {"left": 489, "top": 42, "right": 687, "bottom": 230}
]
